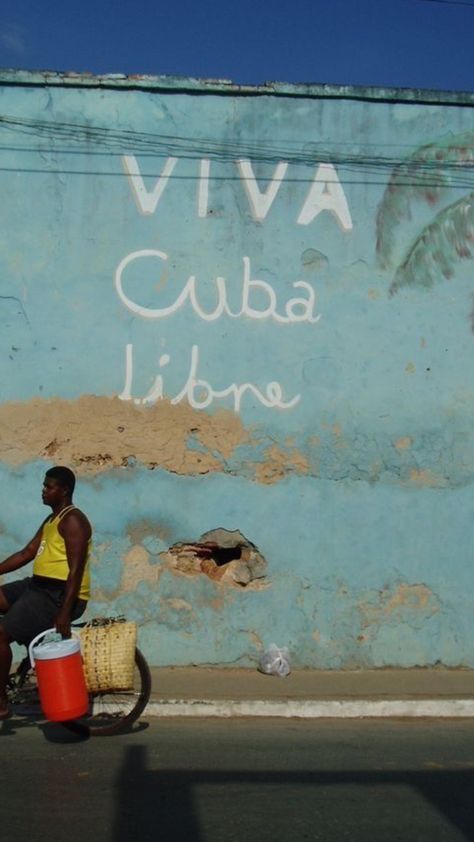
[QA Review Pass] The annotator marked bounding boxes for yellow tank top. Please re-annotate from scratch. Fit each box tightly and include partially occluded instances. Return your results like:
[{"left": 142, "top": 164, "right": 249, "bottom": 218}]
[{"left": 33, "top": 506, "right": 91, "bottom": 601}]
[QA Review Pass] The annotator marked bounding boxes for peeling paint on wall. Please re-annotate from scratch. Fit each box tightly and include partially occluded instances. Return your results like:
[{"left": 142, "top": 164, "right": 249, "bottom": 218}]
[
  {"left": 358, "top": 583, "right": 440, "bottom": 629},
  {"left": 253, "top": 445, "right": 310, "bottom": 484},
  {"left": 121, "top": 545, "right": 162, "bottom": 593},
  {"left": 407, "top": 469, "right": 448, "bottom": 488},
  {"left": 1, "top": 396, "right": 472, "bottom": 492},
  {"left": 0, "top": 395, "right": 248, "bottom": 475}
]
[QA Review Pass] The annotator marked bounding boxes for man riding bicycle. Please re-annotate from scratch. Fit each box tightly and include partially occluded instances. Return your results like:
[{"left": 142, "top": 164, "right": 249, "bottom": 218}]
[{"left": 0, "top": 466, "right": 92, "bottom": 719}]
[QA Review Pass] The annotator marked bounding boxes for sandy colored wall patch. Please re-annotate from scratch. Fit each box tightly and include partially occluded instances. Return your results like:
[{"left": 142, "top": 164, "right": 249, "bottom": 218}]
[
  {"left": 0, "top": 395, "right": 248, "bottom": 476},
  {"left": 358, "top": 583, "right": 440, "bottom": 630}
]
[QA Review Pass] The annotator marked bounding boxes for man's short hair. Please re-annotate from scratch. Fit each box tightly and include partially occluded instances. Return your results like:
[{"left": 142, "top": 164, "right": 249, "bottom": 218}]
[{"left": 45, "top": 466, "right": 76, "bottom": 495}]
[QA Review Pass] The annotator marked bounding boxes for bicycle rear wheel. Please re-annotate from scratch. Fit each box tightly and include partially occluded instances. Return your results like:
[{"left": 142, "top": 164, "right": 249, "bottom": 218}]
[{"left": 64, "top": 647, "right": 151, "bottom": 737}]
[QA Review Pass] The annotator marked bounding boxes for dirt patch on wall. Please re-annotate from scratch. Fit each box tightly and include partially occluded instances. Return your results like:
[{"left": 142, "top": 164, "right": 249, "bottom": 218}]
[
  {"left": 394, "top": 436, "right": 412, "bottom": 450},
  {"left": 0, "top": 395, "right": 248, "bottom": 476},
  {"left": 253, "top": 445, "right": 310, "bottom": 484},
  {"left": 408, "top": 469, "right": 448, "bottom": 488},
  {"left": 358, "top": 582, "right": 440, "bottom": 629},
  {"left": 121, "top": 544, "right": 163, "bottom": 593}
]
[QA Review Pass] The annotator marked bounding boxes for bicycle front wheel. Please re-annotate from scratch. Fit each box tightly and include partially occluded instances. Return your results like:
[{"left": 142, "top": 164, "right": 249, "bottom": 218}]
[{"left": 64, "top": 647, "right": 152, "bottom": 737}]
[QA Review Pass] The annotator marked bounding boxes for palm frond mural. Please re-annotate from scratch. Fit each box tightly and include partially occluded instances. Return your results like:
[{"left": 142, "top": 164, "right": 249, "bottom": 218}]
[
  {"left": 376, "top": 132, "right": 474, "bottom": 269},
  {"left": 389, "top": 192, "right": 474, "bottom": 296}
]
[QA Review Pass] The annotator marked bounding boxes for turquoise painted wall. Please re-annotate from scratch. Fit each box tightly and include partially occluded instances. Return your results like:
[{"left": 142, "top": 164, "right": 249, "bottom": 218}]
[{"left": 0, "top": 73, "right": 473, "bottom": 667}]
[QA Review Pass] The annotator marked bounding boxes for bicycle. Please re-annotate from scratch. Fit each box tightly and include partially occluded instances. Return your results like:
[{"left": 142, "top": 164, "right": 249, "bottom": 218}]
[{"left": 6, "top": 621, "right": 152, "bottom": 737}]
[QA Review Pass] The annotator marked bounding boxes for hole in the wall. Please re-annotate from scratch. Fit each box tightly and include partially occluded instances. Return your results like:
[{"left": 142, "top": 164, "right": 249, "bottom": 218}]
[
  {"left": 202, "top": 545, "right": 242, "bottom": 565},
  {"left": 165, "top": 528, "right": 268, "bottom": 588}
]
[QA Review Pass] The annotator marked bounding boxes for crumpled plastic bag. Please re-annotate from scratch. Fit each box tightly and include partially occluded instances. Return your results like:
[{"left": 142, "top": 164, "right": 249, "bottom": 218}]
[{"left": 258, "top": 643, "right": 291, "bottom": 677}]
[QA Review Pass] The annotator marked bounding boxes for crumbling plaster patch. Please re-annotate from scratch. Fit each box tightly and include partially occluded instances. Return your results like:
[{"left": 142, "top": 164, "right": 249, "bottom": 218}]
[
  {"left": 358, "top": 583, "right": 440, "bottom": 630},
  {"left": 253, "top": 445, "right": 310, "bottom": 484},
  {"left": 408, "top": 468, "right": 448, "bottom": 488},
  {"left": 0, "top": 395, "right": 310, "bottom": 484},
  {"left": 0, "top": 395, "right": 465, "bottom": 488},
  {"left": 121, "top": 544, "right": 163, "bottom": 593},
  {"left": 0, "top": 395, "right": 247, "bottom": 475}
]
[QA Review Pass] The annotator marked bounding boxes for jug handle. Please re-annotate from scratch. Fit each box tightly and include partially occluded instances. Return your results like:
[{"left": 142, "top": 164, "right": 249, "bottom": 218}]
[{"left": 28, "top": 627, "right": 80, "bottom": 669}]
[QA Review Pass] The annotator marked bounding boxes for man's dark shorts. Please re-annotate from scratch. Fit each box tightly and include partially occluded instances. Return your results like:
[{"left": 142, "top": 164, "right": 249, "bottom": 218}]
[{"left": 0, "top": 577, "right": 87, "bottom": 645}]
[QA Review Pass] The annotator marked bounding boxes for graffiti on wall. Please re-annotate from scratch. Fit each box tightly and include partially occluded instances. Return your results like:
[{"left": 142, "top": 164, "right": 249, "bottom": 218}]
[
  {"left": 376, "top": 132, "right": 474, "bottom": 296},
  {"left": 116, "top": 156, "right": 353, "bottom": 412}
]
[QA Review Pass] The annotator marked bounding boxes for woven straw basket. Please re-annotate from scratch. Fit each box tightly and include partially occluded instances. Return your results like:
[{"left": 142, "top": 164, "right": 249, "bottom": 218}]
[{"left": 80, "top": 619, "right": 137, "bottom": 692}]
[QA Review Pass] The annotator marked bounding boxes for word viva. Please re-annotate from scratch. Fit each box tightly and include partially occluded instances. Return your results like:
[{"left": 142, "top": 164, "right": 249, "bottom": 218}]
[{"left": 122, "top": 156, "right": 353, "bottom": 229}]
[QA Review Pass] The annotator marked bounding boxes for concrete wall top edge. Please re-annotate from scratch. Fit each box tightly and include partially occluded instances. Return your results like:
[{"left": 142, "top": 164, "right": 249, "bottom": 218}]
[{"left": 0, "top": 68, "right": 473, "bottom": 106}]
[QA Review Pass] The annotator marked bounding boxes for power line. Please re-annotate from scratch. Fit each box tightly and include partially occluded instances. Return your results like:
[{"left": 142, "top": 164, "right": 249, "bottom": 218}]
[
  {"left": 2, "top": 137, "right": 474, "bottom": 180},
  {"left": 1, "top": 116, "right": 474, "bottom": 188},
  {"left": 415, "top": 0, "right": 474, "bottom": 7},
  {"left": 2, "top": 115, "right": 474, "bottom": 165},
  {"left": 0, "top": 166, "right": 473, "bottom": 191}
]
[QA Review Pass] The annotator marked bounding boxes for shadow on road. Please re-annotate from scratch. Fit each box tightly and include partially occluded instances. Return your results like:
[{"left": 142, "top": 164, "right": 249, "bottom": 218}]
[
  {"left": 0, "top": 712, "right": 149, "bottom": 742},
  {"left": 0, "top": 712, "right": 88, "bottom": 742},
  {"left": 113, "top": 745, "right": 474, "bottom": 841}
]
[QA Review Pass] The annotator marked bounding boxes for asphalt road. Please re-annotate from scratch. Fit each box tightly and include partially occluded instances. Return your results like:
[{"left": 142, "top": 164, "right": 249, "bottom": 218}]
[{"left": 2, "top": 716, "right": 474, "bottom": 841}]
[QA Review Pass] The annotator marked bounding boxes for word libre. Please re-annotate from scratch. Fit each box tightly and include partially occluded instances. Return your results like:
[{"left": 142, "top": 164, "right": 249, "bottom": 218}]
[
  {"left": 115, "top": 156, "right": 353, "bottom": 412},
  {"left": 120, "top": 344, "right": 301, "bottom": 412}
]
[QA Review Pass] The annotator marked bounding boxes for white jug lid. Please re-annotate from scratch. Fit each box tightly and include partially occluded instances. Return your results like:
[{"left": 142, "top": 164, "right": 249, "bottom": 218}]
[{"left": 32, "top": 637, "right": 81, "bottom": 661}]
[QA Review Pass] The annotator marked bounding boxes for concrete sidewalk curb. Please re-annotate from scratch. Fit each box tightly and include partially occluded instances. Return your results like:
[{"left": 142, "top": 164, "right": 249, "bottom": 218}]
[{"left": 144, "top": 698, "right": 474, "bottom": 718}]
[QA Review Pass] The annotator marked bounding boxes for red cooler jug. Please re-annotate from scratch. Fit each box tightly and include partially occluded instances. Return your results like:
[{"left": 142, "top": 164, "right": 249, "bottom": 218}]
[{"left": 29, "top": 628, "right": 89, "bottom": 721}]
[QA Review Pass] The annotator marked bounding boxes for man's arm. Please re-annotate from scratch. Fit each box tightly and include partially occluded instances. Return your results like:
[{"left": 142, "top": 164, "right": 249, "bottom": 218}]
[
  {"left": 0, "top": 525, "right": 45, "bottom": 577},
  {"left": 55, "top": 511, "right": 91, "bottom": 638}
]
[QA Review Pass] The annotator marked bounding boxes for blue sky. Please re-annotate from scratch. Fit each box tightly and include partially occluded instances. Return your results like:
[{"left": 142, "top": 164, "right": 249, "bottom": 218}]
[{"left": 0, "top": 0, "right": 473, "bottom": 91}]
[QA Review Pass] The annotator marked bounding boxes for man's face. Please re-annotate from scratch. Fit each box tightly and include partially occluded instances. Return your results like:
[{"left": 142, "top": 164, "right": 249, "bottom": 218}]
[{"left": 41, "top": 476, "right": 65, "bottom": 508}]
